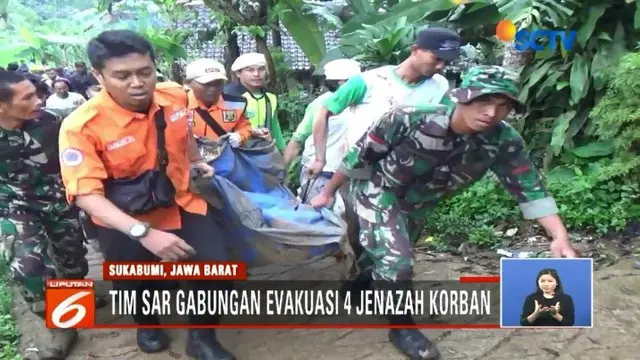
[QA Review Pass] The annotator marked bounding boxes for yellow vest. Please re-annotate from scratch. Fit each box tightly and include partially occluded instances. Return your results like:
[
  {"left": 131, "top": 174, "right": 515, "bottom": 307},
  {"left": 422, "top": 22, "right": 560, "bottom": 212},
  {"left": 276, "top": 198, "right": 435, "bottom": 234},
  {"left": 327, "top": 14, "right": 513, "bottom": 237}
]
[{"left": 243, "top": 92, "right": 277, "bottom": 129}]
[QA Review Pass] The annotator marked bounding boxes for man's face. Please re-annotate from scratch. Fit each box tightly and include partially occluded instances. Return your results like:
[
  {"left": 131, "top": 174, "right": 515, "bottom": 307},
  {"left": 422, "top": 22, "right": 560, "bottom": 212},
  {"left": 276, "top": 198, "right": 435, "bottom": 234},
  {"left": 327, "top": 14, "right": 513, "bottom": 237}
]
[
  {"left": 189, "top": 79, "right": 224, "bottom": 106},
  {"left": 53, "top": 81, "right": 69, "bottom": 96},
  {"left": 75, "top": 64, "right": 86, "bottom": 73},
  {"left": 0, "top": 80, "right": 43, "bottom": 120},
  {"left": 460, "top": 95, "right": 514, "bottom": 132},
  {"left": 237, "top": 66, "right": 267, "bottom": 88},
  {"left": 95, "top": 52, "right": 157, "bottom": 112},
  {"left": 46, "top": 69, "right": 57, "bottom": 80},
  {"left": 410, "top": 47, "right": 447, "bottom": 78}
]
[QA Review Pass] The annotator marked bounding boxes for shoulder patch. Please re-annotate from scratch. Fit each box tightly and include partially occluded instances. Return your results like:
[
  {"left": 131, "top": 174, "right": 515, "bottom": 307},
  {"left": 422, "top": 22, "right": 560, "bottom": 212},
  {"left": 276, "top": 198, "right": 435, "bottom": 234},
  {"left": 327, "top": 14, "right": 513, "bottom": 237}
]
[
  {"left": 169, "top": 109, "right": 189, "bottom": 122},
  {"left": 222, "top": 110, "right": 236, "bottom": 122},
  {"left": 60, "top": 148, "right": 84, "bottom": 167}
]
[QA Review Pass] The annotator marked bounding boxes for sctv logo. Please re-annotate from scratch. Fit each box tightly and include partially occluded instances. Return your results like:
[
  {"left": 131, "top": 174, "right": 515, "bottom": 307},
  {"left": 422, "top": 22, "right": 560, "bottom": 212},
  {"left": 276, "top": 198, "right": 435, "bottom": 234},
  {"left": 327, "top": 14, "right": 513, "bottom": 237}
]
[{"left": 496, "top": 20, "right": 576, "bottom": 51}]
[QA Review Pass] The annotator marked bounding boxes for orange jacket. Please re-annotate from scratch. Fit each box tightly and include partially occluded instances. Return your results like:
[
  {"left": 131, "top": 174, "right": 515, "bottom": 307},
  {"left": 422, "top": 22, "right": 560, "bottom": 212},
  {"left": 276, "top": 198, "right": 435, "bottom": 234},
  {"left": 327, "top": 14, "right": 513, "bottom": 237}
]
[
  {"left": 58, "top": 82, "right": 206, "bottom": 230},
  {"left": 187, "top": 91, "right": 252, "bottom": 141}
]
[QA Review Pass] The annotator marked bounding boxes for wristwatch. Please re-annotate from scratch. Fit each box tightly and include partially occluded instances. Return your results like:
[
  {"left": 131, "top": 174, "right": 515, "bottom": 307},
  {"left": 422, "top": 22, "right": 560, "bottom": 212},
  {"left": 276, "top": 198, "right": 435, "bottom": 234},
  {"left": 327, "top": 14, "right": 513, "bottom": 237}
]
[{"left": 128, "top": 223, "right": 150, "bottom": 241}]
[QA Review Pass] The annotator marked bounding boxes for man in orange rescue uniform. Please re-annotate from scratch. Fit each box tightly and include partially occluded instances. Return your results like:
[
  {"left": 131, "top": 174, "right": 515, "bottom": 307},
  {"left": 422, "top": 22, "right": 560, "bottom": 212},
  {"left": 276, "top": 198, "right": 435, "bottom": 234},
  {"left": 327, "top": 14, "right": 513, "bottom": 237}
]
[
  {"left": 185, "top": 58, "right": 251, "bottom": 146},
  {"left": 58, "top": 30, "right": 237, "bottom": 360}
]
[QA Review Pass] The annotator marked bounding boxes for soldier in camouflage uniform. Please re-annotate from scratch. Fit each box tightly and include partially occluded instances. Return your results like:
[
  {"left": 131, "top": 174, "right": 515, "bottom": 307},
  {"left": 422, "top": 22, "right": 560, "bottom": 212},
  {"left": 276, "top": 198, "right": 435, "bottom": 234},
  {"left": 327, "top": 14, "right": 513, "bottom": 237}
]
[
  {"left": 0, "top": 70, "right": 100, "bottom": 360},
  {"left": 311, "top": 66, "right": 577, "bottom": 359}
]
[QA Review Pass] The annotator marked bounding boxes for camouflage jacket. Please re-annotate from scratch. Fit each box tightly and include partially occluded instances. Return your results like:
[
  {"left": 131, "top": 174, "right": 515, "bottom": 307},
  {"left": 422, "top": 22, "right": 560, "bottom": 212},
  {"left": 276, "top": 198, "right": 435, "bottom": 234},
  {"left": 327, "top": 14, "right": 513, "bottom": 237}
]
[
  {"left": 339, "top": 102, "right": 558, "bottom": 223},
  {"left": 0, "top": 111, "right": 69, "bottom": 214}
]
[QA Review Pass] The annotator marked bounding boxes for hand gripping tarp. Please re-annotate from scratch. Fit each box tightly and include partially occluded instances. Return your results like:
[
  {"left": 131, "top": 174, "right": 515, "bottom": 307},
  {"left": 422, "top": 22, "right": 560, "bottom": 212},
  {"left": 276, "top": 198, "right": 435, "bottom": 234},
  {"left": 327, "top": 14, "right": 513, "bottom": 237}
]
[{"left": 190, "top": 136, "right": 348, "bottom": 268}]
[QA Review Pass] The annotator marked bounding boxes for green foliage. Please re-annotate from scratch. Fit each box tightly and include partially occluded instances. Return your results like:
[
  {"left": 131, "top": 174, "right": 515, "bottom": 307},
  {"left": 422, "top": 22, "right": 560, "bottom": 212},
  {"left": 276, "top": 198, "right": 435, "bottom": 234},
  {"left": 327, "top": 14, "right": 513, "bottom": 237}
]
[
  {"left": 546, "top": 168, "right": 640, "bottom": 233},
  {"left": 277, "top": 82, "right": 315, "bottom": 193},
  {"left": 275, "top": 0, "right": 326, "bottom": 65},
  {"left": 0, "top": 263, "right": 20, "bottom": 360},
  {"left": 270, "top": 48, "right": 292, "bottom": 94},
  {"left": 341, "top": 17, "right": 416, "bottom": 69},
  {"left": 494, "top": 0, "right": 580, "bottom": 28},
  {"left": 589, "top": 52, "right": 640, "bottom": 181},
  {"left": 1, "top": 0, "right": 190, "bottom": 68},
  {"left": 277, "top": 84, "right": 316, "bottom": 133},
  {"left": 424, "top": 171, "right": 640, "bottom": 249},
  {"left": 424, "top": 175, "right": 521, "bottom": 249},
  {"left": 509, "top": 0, "right": 640, "bottom": 168},
  {"left": 285, "top": 156, "right": 302, "bottom": 194},
  {"left": 317, "top": 0, "right": 501, "bottom": 69}
]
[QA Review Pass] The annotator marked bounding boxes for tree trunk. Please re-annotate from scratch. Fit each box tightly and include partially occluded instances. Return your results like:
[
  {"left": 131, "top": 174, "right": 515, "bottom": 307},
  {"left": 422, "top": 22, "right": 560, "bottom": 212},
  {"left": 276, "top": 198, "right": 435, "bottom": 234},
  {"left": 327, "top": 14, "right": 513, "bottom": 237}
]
[
  {"left": 225, "top": 25, "right": 241, "bottom": 77},
  {"left": 267, "top": 0, "right": 281, "bottom": 48},
  {"left": 0, "top": 0, "right": 8, "bottom": 30},
  {"left": 501, "top": 42, "right": 533, "bottom": 69},
  {"left": 271, "top": 28, "right": 282, "bottom": 47},
  {"left": 255, "top": 35, "right": 276, "bottom": 89},
  {"left": 171, "top": 61, "right": 183, "bottom": 84},
  {"left": 501, "top": 42, "right": 533, "bottom": 145}
]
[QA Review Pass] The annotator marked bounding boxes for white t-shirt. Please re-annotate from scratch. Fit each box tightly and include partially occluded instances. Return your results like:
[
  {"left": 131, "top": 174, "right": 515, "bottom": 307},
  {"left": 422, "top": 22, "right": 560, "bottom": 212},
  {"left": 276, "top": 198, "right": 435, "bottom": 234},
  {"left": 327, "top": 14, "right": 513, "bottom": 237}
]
[
  {"left": 294, "top": 92, "right": 351, "bottom": 172},
  {"left": 45, "top": 92, "right": 86, "bottom": 118},
  {"left": 323, "top": 65, "right": 450, "bottom": 147}
]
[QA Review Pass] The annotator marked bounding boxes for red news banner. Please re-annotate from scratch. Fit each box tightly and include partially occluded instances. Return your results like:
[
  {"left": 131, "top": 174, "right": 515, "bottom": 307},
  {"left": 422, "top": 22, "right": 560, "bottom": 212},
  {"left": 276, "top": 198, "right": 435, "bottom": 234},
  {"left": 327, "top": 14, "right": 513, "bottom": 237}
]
[
  {"left": 46, "top": 262, "right": 501, "bottom": 329},
  {"left": 103, "top": 261, "right": 248, "bottom": 281}
]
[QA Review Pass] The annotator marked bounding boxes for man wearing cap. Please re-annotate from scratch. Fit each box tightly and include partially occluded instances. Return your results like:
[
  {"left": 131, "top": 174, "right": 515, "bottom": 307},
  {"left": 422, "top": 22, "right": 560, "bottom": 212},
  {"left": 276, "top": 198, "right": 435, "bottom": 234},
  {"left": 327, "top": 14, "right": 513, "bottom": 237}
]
[
  {"left": 185, "top": 59, "right": 252, "bottom": 146},
  {"left": 283, "top": 59, "right": 361, "bottom": 205},
  {"left": 310, "top": 65, "right": 577, "bottom": 359},
  {"left": 308, "top": 27, "right": 461, "bottom": 177},
  {"left": 224, "top": 53, "right": 285, "bottom": 150}
]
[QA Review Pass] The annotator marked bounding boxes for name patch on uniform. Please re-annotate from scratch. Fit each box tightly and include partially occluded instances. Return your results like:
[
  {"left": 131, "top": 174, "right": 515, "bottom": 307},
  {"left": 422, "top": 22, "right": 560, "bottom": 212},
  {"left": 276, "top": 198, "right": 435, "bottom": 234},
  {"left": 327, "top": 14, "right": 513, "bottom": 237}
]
[
  {"left": 170, "top": 109, "right": 188, "bottom": 123},
  {"left": 60, "top": 148, "right": 84, "bottom": 167},
  {"left": 106, "top": 136, "right": 135, "bottom": 151},
  {"left": 186, "top": 110, "right": 195, "bottom": 127},
  {"left": 223, "top": 110, "right": 236, "bottom": 122}
]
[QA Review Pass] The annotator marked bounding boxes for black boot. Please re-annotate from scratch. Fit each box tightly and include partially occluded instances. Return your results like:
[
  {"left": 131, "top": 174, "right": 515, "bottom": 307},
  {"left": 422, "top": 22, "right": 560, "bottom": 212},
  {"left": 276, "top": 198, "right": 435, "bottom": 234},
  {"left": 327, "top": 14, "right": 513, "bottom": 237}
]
[
  {"left": 339, "top": 269, "right": 372, "bottom": 305},
  {"left": 375, "top": 281, "right": 441, "bottom": 360},
  {"left": 133, "top": 313, "right": 169, "bottom": 353},
  {"left": 185, "top": 329, "right": 236, "bottom": 360},
  {"left": 136, "top": 328, "right": 170, "bottom": 353}
]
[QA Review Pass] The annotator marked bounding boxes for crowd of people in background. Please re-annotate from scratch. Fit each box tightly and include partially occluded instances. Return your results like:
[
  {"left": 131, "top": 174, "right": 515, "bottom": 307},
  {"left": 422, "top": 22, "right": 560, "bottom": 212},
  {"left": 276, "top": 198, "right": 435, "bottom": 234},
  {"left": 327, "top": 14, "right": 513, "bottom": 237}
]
[{"left": 0, "top": 61, "right": 101, "bottom": 119}]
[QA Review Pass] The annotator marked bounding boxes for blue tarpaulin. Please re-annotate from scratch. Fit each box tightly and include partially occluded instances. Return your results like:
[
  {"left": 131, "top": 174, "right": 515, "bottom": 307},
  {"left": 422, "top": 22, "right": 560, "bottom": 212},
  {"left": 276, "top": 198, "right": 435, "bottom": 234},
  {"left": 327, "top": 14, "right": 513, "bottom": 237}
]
[{"left": 191, "top": 137, "right": 347, "bottom": 268}]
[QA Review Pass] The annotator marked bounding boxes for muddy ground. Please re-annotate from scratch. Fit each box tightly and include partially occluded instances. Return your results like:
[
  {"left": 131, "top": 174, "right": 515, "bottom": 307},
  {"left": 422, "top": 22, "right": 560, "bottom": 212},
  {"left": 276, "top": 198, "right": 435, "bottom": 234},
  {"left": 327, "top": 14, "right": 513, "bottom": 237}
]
[{"left": 13, "top": 231, "right": 640, "bottom": 360}]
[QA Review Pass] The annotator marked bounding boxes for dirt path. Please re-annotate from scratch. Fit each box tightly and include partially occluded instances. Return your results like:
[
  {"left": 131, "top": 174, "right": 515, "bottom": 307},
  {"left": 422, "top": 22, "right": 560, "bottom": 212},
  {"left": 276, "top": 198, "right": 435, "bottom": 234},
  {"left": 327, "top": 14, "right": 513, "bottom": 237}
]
[{"left": 14, "top": 244, "right": 640, "bottom": 360}]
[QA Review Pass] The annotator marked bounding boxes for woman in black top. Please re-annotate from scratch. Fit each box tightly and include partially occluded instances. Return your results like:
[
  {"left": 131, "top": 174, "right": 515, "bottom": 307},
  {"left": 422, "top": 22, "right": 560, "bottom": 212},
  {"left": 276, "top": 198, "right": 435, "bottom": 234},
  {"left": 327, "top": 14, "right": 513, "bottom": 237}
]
[{"left": 520, "top": 268, "right": 575, "bottom": 326}]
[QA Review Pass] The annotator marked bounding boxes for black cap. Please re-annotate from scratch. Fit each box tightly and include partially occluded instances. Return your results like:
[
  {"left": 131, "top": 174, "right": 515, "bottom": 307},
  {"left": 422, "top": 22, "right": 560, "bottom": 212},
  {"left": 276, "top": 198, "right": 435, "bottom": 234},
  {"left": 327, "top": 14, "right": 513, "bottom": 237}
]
[{"left": 415, "top": 27, "right": 462, "bottom": 61}]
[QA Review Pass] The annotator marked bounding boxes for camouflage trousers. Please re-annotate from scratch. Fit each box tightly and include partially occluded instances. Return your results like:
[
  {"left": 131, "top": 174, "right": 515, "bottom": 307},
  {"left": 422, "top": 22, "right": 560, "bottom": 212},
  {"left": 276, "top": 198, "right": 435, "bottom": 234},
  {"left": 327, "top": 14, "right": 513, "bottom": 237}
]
[
  {"left": 0, "top": 208, "right": 88, "bottom": 315},
  {"left": 357, "top": 212, "right": 424, "bottom": 282}
]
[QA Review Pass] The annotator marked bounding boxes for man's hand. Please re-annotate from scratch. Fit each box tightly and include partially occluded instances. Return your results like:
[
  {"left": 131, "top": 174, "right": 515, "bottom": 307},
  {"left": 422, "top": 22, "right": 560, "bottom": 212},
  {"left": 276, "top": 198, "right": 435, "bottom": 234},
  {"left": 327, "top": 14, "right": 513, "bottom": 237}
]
[
  {"left": 252, "top": 128, "right": 272, "bottom": 141},
  {"left": 307, "top": 158, "right": 325, "bottom": 177},
  {"left": 228, "top": 132, "right": 242, "bottom": 148},
  {"left": 550, "top": 237, "right": 577, "bottom": 258},
  {"left": 191, "top": 161, "right": 214, "bottom": 179},
  {"left": 140, "top": 229, "right": 196, "bottom": 261},
  {"left": 310, "top": 192, "right": 334, "bottom": 209},
  {"left": 536, "top": 215, "right": 577, "bottom": 258}
]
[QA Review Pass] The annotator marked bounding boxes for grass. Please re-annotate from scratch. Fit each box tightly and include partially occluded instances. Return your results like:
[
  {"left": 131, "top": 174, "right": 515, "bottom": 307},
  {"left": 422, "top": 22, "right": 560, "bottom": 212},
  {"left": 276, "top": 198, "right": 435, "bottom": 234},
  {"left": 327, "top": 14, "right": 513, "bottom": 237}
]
[{"left": 0, "top": 264, "right": 21, "bottom": 360}]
